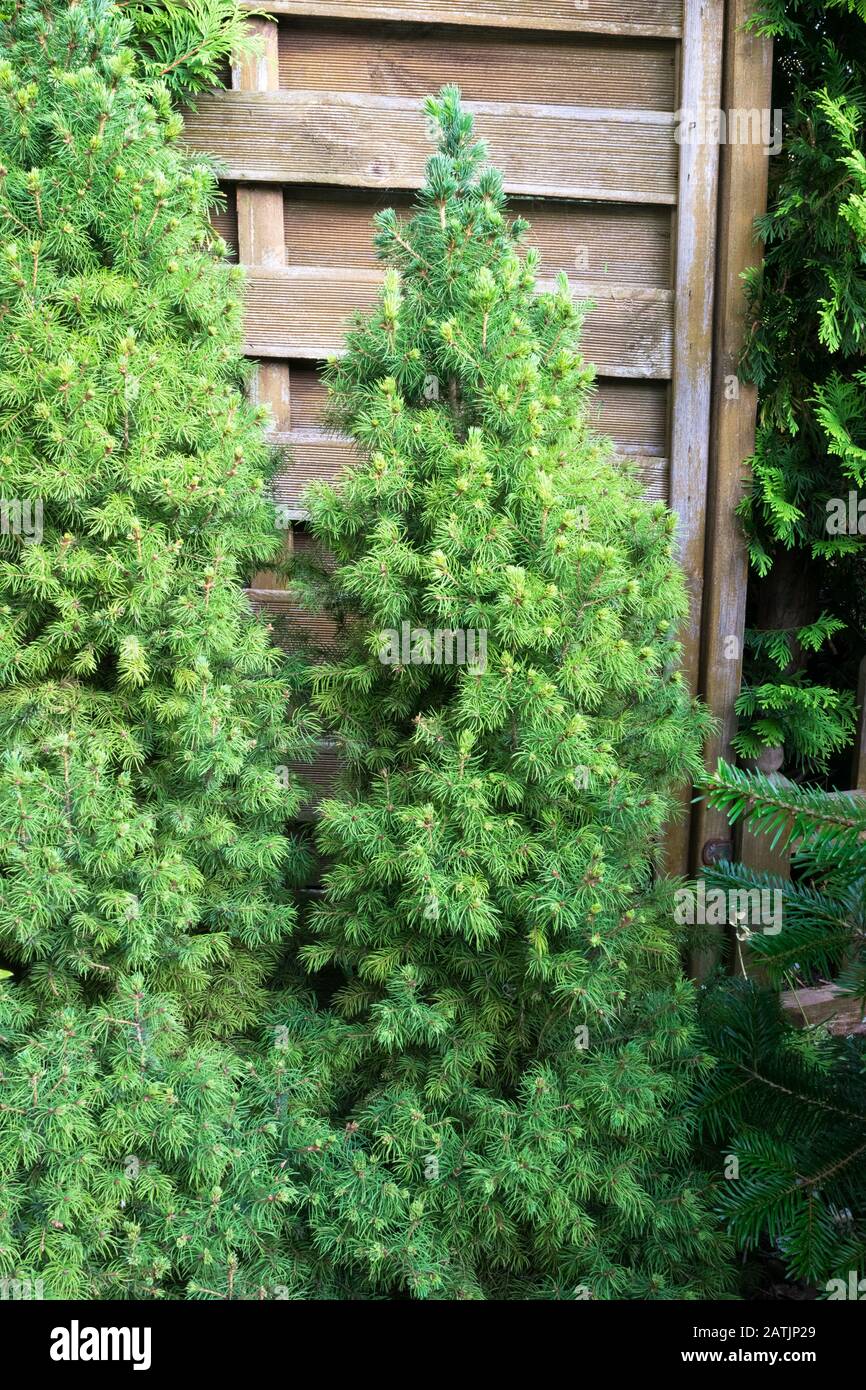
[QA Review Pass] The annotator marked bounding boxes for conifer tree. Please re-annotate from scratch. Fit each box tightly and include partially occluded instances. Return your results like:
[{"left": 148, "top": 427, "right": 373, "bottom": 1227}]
[
  {"left": 0, "top": 0, "right": 319, "bottom": 1298},
  {"left": 285, "top": 88, "right": 734, "bottom": 1299},
  {"left": 734, "top": 0, "right": 866, "bottom": 772},
  {"left": 698, "top": 764, "right": 866, "bottom": 1288}
]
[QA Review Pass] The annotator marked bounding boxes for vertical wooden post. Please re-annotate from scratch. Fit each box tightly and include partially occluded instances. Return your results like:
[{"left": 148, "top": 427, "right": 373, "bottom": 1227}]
[
  {"left": 665, "top": 0, "right": 724, "bottom": 876},
  {"left": 733, "top": 755, "right": 791, "bottom": 984},
  {"left": 852, "top": 654, "right": 866, "bottom": 793},
  {"left": 690, "top": 0, "right": 773, "bottom": 975},
  {"left": 232, "top": 17, "right": 292, "bottom": 591}
]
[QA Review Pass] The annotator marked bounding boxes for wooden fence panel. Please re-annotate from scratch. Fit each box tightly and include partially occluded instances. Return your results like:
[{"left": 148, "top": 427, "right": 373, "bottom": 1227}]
[
  {"left": 186, "top": 91, "right": 679, "bottom": 202},
  {"left": 690, "top": 0, "right": 773, "bottom": 972},
  {"left": 250, "top": 1, "right": 684, "bottom": 38},
  {"left": 277, "top": 22, "right": 677, "bottom": 109},
  {"left": 183, "top": 7, "right": 684, "bottom": 521},
  {"left": 182, "top": 1, "right": 770, "bottom": 862}
]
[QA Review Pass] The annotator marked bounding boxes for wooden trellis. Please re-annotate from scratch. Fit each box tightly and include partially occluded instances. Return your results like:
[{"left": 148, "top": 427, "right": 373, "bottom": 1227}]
[{"left": 183, "top": 0, "right": 773, "bottom": 875}]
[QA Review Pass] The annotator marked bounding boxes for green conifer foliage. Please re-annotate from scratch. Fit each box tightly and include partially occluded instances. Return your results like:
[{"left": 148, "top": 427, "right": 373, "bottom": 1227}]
[
  {"left": 698, "top": 763, "right": 866, "bottom": 1287},
  {"left": 123, "top": 0, "right": 257, "bottom": 100},
  {"left": 734, "top": 0, "right": 866, "bottom": 771},
  {"left": 0, "top": 0, "right": 318, "bottom": 1297},
  {"left": 286, "top": 89, "right": 733, "bottom": 1299}
]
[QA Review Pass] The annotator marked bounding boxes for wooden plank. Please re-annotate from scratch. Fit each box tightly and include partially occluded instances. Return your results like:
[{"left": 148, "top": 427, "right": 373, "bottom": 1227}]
[
  {"left": 237, "top": 188, "right": 285, "bottom": 270},
  {"left": 231, "top": 17, "right": 293, "bottom": 594},
  {"left": 243, "top": 0, "right": 684, "bottom": 39},
  {"left": 281, "top": 190, "right": 672, "bottom": 286},
  {"left": 285, "top": 364, "right": 328, "bottom": 428},
  {"left": 587, "top": 379, "right": 669, "bottom": 456},
  {"left": 251, "top": 587, "right": 340, "bottom": 646},
  {"left": 780, "top": 984, "right": 866, "bottom": 1037},
  {"left": 269, "top": 429, "right": 669, "bottom": 519},
  {"left": 287, "top": 361, "right": 669, "bottom": 455},
  {"left": 241, "top": 267, "right": 674, "bottom": 377},
  {"left": 663, "top": 0, "right": 724, "bottom": 877},
  {"left": 669, "top": 0, "right": 724, "bottom": 690},
  {"left": 273, "top": 430, "right": 354, "bottom": 515},
  {"left": 690, "top": 0, "right": 773, "bottom": 973},
  {"left": 852, "top": 653, "right": 866, "bottom": 793},
  {"left": 218, "top": 188, "right": 673, "bottom": 285},
  {"left": 183, "top": 92, "right": 679, "bottom": 204},
  {"left": 278, "top": 23, "right": 676, "bottom": 112}
]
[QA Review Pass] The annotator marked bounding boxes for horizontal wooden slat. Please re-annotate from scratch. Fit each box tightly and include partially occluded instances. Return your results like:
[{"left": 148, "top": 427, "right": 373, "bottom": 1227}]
[
  {"left": 243, "top": 1, "right": 683, "bottom": 39},
  {"left": 250, "top": 585, "right": 340, "bottom": 644},
  {"left": 587, "top": 379, "right": 669, "bottom": 455},
  {"left": 274, "top": 430, "right": 352, "bottom": 513},
  {"left": 184, "top": 92, "right": 678, "bottom": 204},
  {"left": 279, "top": 23, "right": 676, "bottom": 112},
  {"left": 780, "top": 984, "right": 866, "bottom": 1037},
  {"left": 288, "top": 364, "right": 329, "bottom": 428},
  {"left": 218, "top": 189, "right": 673, "bottom": 285},
  {"left": 242, "top": 267, "right": 672, "bottom": 376},
  {"left": 268, "top": 428, "right": 669, "bottom": 518},
  {"left": 211, "top": 190, "right": 238, "bottom": 258},
  {"left": 281, "top": 190, "right": 672, "bottom": 286},
  {"left": 286, "top": 362, "right": 669, "bottom": 452}
]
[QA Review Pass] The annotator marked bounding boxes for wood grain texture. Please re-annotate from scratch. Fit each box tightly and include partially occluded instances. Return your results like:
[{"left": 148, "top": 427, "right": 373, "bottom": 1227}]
[
  {"left": 216, "top": 187, "right": 673, "bottom": 285},
  {"left": 241, "top": 266, "right": 674, "bottom": 377},
  {"left": 285, "top": 364, "right": 328, "bottom": 427},
  {"left": 586, "top": 378, "right": 669, "bottom": 455},
  {"left": 281, "top": 189, "right": 673, "bottom": 285},
  {"left": 669, "top": 0, "right": 723, "bottom": 689},
  {"left": 268, "top": 429, "right": 669, "bottom": 519},
  {"left": 852, "top": 654, "right": 866, "bottom": 793},
  {"left": 691, "top": 0, "right": 773, "bottom": 971},
  {"left": 663, "top": 0, "right": 724, "bottom": 878},
  {"left": 286, "top": 362, "right": 669, "bottom": 452},
  {"left": 242, "top": 0, "right": 684, "bottom": 38},
  {"left": 278, "top": 21, "right": 676, "bottom": 112},
  {"left": 780, "top": 984, "right": 866, "bottom": 1037},
  {"left": 232, "top": 12, "right": 279, "bottom": 90},
  {"left": 183, "top": 92, "right": 679, "bottom": 204},
  {"left": 231, "top": 17, "right": 293, "bottom": 594}
]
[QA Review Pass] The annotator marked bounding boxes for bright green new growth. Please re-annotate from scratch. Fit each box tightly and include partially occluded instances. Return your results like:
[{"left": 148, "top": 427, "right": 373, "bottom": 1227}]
[
  {"left": 0, "top": 0, "right": 317, "bottom": 1298},
  {"left": 287, "top": 87, "right": 733, "bottom": 1298},
  {"left": 0, "top": 5, "right": 733, "bottom": 1301}
]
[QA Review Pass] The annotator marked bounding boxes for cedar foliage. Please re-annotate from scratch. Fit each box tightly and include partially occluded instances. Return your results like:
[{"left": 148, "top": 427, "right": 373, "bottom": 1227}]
[
  {"left": 121, "top": 0, "right": 256, "bottom": 99},
  {"left": 736, "top": 0, "right": 866, "bottom": 772}
]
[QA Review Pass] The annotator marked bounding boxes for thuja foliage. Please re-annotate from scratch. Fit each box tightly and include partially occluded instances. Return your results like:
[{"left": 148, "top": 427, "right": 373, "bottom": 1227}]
[
  {"left": 121, "top": 0, "right": 257, "bottom": 100},
  {"left": 736, "top": 0, "right": 866, "bottom": 771},
  {"left": 0, "top": 0, "right": 322, "bottom": 1298},
  {"left": 733, "top": 616, "right": 856, "bottom": 770},
  {"left": 282, "top": 87, "right": 734, "bottom": 1300},
  {"left": 697, "top": 764, "right": 866, "bottom": 1288}
]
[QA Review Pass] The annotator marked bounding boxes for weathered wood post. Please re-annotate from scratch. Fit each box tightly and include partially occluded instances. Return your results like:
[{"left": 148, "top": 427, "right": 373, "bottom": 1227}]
[{"left": 689, "top": 0, "right": 773, "bottom": 974}]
